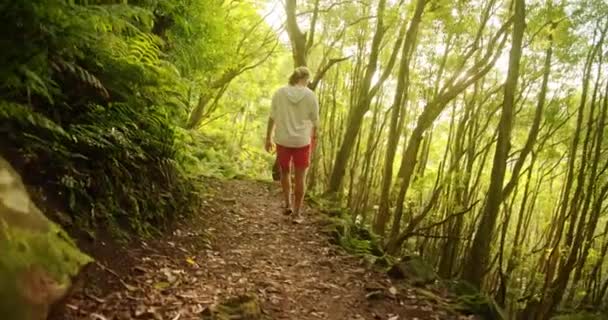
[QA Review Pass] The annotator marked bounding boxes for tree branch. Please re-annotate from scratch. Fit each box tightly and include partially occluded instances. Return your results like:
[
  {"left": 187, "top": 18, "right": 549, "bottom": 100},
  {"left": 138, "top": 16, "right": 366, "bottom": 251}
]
[
  {"left": 417, "top": 200, "right": 482, "bottom": 233},
  {"left": 309, "top": 56, "right": 351, "bottom": 91}
]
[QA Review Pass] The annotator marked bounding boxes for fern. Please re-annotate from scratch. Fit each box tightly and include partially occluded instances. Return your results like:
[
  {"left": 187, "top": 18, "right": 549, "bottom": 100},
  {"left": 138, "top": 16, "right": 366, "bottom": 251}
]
[
  {"left": 0, "top": 0, "right": 249, "bottom": 237},
  {"left": 51, "top": 58, "right": 110, "bottom": 98}
]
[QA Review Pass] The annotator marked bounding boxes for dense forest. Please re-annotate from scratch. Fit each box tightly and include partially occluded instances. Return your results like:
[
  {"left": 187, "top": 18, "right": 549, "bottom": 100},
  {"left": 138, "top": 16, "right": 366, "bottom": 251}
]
[{"left": 1, "top": 0, "right": 608, "bottom": 319}]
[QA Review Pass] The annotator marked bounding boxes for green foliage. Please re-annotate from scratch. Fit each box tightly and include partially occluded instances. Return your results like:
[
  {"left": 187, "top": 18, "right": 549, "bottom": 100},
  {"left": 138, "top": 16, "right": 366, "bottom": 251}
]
[
  {"left": 447, "top": 280, "right": 507, "bottom": 320},
  {"left": 315, "top": 202, "right": 386, "bottom": 260},
  {"left": 0, "top": 0, "right": 280, "bottom": 238},
  {"left": 552, "top": 312, "right": 608, "bottom": 320},
  {"left": 387, "top": 255, "right": 438, "bottom": 286},
  {"left": 0, "top": 0, "right": 208, "bottom": 235},
  {"left": 175, "top": 127, "right": 273, "bottom": 180},
  {"left": 155, "top": 0, "right": 232, "bottom": 78}
]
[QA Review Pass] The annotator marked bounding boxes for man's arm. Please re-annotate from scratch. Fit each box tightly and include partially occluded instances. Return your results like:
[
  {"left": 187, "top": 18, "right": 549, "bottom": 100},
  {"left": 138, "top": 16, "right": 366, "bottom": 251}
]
[
  {"left": 265, "top": 117, "right": 275, "bottom": 152},
  {"left": 267, "top": 90, "right": 278, "bottom": 152}
]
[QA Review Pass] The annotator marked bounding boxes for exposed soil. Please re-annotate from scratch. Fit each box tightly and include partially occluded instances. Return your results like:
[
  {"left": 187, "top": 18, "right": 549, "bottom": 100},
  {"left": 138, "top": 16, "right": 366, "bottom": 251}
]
[{"left": 52, "top": 178, "right": 470, "bottom": 320}]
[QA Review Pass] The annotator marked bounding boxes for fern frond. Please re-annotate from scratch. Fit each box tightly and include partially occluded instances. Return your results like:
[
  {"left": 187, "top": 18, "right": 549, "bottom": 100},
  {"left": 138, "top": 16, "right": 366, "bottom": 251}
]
[
  {"left": 51, "top": 58, "right": 110, "bottom": 98},
  {"left": 0, "top": 101, "right": 67, "bottom": 137}
]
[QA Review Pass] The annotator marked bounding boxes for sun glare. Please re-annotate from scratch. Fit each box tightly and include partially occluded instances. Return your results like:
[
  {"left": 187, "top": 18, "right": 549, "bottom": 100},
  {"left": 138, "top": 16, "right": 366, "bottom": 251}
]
[{"left": 261, "top": 0, "right": 289, "bottom": 44}]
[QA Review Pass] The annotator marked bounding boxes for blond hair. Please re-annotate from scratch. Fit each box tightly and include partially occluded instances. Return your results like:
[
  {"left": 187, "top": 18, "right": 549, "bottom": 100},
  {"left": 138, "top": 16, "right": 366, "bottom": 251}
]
[{"left": 288, "top": 66, "right": 311, "bottom": 85}]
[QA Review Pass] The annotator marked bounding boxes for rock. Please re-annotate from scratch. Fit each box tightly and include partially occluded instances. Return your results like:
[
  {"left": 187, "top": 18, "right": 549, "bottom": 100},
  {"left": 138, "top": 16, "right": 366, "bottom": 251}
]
[
  {"left": 448, "top": 280, "right": 507, "bottom": 320},
  {"left": 201, "top": 294, "right": 262, "bottom": 320},
  {"left": 387, "top": 255, "right": 437, "bottom": 286},
  {"left": 0, "top": 156, "right": 92, "bottom": 320}
]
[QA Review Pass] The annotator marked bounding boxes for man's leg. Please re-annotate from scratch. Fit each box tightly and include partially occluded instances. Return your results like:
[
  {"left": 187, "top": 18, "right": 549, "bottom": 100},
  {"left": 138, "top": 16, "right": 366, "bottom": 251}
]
[
  {"left": 293, "top": 167, "right": 307, "bottom": 216},
  {"left": 292, "top": 144, "right": 311, "bottom": 219},
  {"left": 280, "top": 164, "right": 292, "bottom": 211},
  {"left": 276, "top": 145, "right": 292, "bottom": 213}
]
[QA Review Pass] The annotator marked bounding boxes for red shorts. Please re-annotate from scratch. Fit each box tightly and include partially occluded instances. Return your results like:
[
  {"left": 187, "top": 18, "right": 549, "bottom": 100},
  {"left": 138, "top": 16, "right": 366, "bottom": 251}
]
[{"left": 276, "top": 144, "right": 311, "bottom": 169}]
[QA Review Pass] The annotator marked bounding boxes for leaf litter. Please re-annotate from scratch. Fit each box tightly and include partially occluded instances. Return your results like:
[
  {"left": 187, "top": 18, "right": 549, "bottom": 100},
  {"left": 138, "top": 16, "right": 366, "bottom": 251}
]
[{"left": 53, "top": 179, "right": 474, "bottom": 320}]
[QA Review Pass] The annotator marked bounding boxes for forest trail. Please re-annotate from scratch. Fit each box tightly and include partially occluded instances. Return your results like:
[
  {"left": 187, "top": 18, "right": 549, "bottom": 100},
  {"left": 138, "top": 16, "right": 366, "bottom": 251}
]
[{"left": 55, "top": 179, "right": 461, "bottom": 320}]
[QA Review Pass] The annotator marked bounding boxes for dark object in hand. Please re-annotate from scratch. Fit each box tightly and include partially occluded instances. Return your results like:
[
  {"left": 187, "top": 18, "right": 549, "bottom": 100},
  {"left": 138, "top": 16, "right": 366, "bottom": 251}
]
[{"left": 272, "top": 158, "right": 280, "bottom": 181}]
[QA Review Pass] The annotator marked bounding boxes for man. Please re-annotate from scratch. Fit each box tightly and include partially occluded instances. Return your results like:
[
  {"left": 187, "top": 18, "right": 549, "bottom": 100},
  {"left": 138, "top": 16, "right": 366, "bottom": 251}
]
[{"left": 265, "top": 66, "right": 319, "bottom": 222}]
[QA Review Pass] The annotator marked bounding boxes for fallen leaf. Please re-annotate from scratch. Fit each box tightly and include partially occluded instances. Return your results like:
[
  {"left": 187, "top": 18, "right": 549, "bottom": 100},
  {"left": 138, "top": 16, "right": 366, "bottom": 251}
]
[
  {"left": 85, "top": 293, "right": 107, "bottom": 304},
  {"left": 124, "top": 283, "right": 138, "bottom": 291},
  {"left": 154, "top": 281, "right": 171, "bottom": 290},
  {"left": 133, "top": 266, "right": 148, "bottom": 274},
  {"left": 365, "top": 290, "right": 384, "bottom": 300},
  {"left": 65, "top": 303, "right": 78, "bottom": 311},
  {"left": 90, "top": 313, "right": 108, "bottom": 320}
]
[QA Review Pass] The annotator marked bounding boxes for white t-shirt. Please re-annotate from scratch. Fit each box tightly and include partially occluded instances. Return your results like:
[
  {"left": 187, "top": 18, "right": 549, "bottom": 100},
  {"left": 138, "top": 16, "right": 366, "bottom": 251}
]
[{"left": 271, "top": 85, "right": 319, "bottom": 148}]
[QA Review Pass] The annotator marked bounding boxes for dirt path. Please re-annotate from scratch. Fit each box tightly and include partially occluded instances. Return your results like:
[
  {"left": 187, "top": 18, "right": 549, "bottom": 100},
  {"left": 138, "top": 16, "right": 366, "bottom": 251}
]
[{"left": 55, "top": 179, "right": 461, "bottom": 320}]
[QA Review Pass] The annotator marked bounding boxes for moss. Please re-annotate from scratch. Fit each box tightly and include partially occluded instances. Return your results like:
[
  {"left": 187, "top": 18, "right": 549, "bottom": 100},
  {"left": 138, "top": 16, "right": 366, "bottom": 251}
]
[
  {"left": 387, "top": 255, "right": 438, "bottom": 286},
  {"left": 201, "top": 294, "right": 262, "bottom": 320},
  {"left": 447, "top": 280, "right": 506, "bottom": 320},
  {"left": 0, "top": 157, "right": 92, "bottom": 320}
]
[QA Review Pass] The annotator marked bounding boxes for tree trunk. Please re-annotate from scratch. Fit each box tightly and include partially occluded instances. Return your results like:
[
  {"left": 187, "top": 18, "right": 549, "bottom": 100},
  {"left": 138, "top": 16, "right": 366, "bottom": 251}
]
[
  {"left": 384, "top": 19, "right": 511, "bottom": 252},
  {"left": 565, "top": 80, "right": 608, "bottom": 306},
  {"left": 327, "top": 0, "right": 408, "bottom": 196},
  {"left": 502, "top": 26, "right": 554, "bottom": 199},
  {"left": 285, "top": 0, "right": 308, "bottom": 67},
  {"left": 354, "top": 96, "right": 383, "bottom": 219},
  {"left": 463, "top": 0, "right": 526, "bottom": 288},
  {"left": 373, "top": 0, "right": 428, "bottom": 236},
  {"left": 532, "top": 21, "right": 608, "bottom": 320},
  {"left": 438, "top": 95, "right": 475, "bottom": 278}
]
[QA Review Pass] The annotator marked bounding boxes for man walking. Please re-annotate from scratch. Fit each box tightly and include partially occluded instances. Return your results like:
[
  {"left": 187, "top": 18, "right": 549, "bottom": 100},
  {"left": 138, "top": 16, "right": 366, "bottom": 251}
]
[{"left": 265, "top": 67, "right": 319, "bottom": 222}]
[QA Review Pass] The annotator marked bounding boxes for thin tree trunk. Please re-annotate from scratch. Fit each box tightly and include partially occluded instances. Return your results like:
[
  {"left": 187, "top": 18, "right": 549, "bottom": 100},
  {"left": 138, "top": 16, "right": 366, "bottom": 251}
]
[
  {"left": 384, "top": 15, "right": 512, "bottom": 253},
  {"left": 285, "top": 0, "right": 309, "bottom": 67},
  {"left": 565, "top": 80, "right": 608, "bottom": 306},
  {"left": 374, "top": 0, "right": 428, "bottom": 236},
  {"left": 327, "top": 0, "right": 408, "bottom": 195},
  {"left": 534, "top": 22, "right": 608, "bottom": 319},
  {"left": 463, "top": 0, "right": 526, "bottom": 288}
]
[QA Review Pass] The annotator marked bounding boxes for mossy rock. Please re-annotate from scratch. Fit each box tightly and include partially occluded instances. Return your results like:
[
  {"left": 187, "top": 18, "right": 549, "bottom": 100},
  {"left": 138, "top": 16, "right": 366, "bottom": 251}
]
[
  {"left": 351, "top": 224, "right": 384, "bottom": 256},
  {"left": 352, "top": 224, "right": 373, "bottom": 241},
  {"left": 372, "top": 254, "right": 399, "bottom": 269},
  {"left": 388, "top": 255, "right": 437, "bottom": 286},
  {"left": 318, "top": 216, "right": 348, "bottom": 245},
  {"left": 201, "top": 294, "right": 262, "bottom": 320},
  {"left": 319, "top": 214, "right": 385, "bottom": 258},
  {"left": 0, "top": 157, "right": 93, "bottom": 320},
  {"left": 447, "top": 280, "right": 506, "bottom": 320}
]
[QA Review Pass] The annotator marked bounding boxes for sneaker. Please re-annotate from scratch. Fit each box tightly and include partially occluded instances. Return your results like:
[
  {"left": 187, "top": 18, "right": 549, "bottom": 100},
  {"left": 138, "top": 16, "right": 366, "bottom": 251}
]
[{"left": 292, "top": 212, "right": 304, "bottom": 224}]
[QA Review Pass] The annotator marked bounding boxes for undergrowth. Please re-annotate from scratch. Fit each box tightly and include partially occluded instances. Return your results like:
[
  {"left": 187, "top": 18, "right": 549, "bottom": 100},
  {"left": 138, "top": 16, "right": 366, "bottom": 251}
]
[
  {"left": 0, "top": 0, "right": 210, "bottom": 237},
  {"left": 309, "top": 195, "right": 511, "bottom": 320},
  {"left": 176, "top": 127, "right": 273, "bottom": 180},
  {"left": 308, "top": 195, "right": 390, "bottom": 265}
]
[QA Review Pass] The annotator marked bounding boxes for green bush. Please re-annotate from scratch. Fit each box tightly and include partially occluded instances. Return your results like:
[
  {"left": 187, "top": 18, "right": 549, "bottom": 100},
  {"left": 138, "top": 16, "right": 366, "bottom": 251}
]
[{"left": 0, "top": 0, "right": 199, "bottom": 235}]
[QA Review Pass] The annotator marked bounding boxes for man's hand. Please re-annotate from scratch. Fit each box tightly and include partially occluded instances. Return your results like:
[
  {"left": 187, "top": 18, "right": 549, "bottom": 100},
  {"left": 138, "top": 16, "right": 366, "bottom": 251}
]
[{"left": 265, "top": 138, "right": 274, "bottom": 153}]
